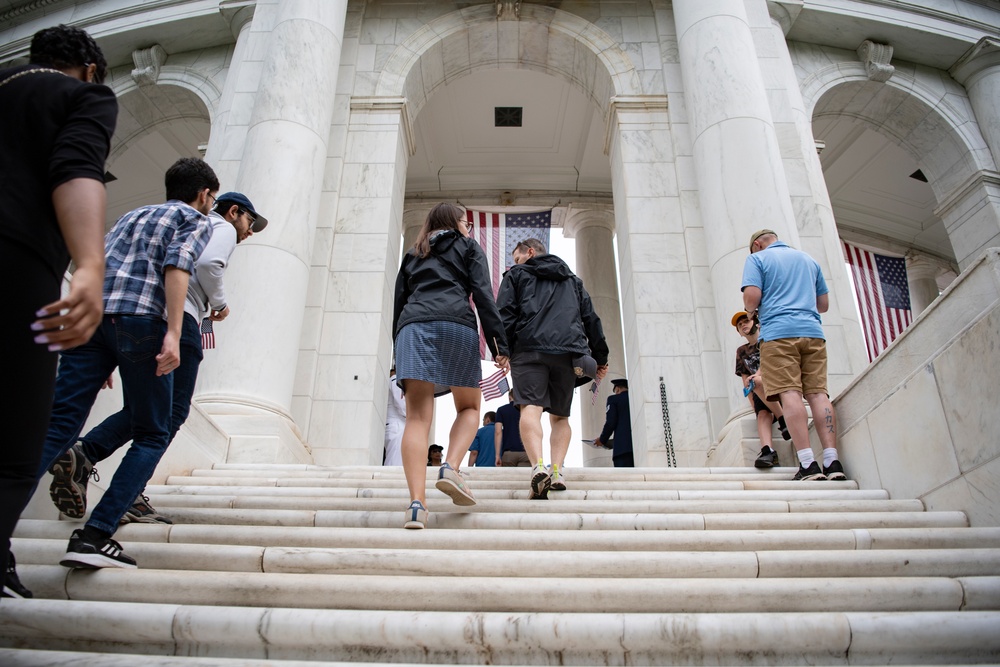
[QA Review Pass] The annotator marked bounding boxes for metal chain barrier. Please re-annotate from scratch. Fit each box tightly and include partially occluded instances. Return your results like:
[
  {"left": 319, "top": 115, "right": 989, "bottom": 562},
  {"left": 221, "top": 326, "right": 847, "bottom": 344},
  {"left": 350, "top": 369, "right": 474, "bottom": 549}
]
[{"left": 659, "top": 376, "right": 676, "bottom": 467}]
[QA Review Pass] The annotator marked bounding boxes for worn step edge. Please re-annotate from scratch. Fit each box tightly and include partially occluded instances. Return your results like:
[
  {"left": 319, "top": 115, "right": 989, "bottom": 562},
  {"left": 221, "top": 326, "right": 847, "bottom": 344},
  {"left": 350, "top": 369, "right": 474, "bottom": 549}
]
[
  {"left": 122, "top": 507, "right": 965, "bottom": 531},
  {"left": 147, "top": 485, "right": 882, "bottom": 499},
  {"left": 139, "top": 496, "right": 920, "bottom": 515},
  {"left": 1, "top": 600, "right": 998, "bottom": 664},
  {"left": 17, "top": 521, "right": 999, "bottom": 551},
  {"left": 13, "top": 539, "right": 1000, "bottom": 579},
  {"left": 6, "top": 570, "right": 1000, "bottom": 612}
]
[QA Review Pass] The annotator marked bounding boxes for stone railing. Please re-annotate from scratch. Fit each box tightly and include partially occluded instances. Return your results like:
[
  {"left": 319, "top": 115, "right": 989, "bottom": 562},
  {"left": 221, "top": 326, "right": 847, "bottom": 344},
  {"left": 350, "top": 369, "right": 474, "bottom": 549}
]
[{"left": 835, "top": 248, "right": 1000, "bottom": 527}]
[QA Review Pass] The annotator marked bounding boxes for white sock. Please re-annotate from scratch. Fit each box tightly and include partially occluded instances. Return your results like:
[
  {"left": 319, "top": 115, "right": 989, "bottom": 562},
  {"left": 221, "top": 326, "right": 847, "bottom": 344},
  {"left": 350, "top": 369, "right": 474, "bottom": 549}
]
[
  {"left": 797, "top": 448, "right": 816, "bottom": 468},
  {"left": 823, "top": 447, "right": 839, "bottom": 467}
]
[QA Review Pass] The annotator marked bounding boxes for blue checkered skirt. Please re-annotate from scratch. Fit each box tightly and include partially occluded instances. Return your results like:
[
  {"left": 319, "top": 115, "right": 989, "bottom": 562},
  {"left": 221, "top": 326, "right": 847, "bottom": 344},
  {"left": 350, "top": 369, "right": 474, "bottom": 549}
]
[{"left": 395, "top": 321, "right": 481, "bottom": 396}]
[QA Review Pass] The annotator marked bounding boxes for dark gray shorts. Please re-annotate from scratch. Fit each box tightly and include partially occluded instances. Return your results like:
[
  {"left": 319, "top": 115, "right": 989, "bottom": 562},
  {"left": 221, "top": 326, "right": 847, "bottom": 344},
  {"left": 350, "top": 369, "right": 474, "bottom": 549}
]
[{"left": 510, "top": 351, "right": 576, "bottom": 417}]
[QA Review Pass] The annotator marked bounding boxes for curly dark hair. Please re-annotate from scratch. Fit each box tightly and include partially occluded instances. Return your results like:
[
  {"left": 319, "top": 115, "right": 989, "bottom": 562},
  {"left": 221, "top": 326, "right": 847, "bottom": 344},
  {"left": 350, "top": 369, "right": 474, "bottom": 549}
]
[{"left": 29, "top": 24, "right": 108, "bottom": 84}]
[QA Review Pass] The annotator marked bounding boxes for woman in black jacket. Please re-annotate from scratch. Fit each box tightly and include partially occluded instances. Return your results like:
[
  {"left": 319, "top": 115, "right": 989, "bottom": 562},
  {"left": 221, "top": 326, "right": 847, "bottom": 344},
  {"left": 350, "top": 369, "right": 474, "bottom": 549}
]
[{"left": 393, "top": 203, "right": 509, "bottom": 528}]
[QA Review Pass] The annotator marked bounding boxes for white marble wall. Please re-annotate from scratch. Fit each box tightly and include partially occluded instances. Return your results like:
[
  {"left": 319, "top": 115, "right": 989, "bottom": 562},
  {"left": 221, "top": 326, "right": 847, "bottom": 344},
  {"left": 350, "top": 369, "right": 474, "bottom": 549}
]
[{"left": 834, "top": 248, "right": 1000, "bottom": 527}]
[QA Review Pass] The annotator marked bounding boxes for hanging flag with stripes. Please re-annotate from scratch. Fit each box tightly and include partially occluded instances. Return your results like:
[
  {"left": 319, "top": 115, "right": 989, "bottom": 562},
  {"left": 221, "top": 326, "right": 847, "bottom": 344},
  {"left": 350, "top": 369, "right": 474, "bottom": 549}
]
[
  {"left": 200, "top": 317, "right": 216, "bottom": 350},
  {"left": 465, "top": 208, "right": 552, "bottom": 360},
  {"left": 843, "top": 241, "right": 913, "bottom": 362},
  {"left": 479, "top": 368, "right": 510, "bottom": 401}
]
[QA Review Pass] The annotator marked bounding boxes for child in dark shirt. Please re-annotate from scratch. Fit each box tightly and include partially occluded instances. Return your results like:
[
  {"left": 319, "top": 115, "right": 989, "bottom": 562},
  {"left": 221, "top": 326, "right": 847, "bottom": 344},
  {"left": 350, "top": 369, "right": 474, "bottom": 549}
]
[{"left": 732, "top": 311, "right": 790, "bottom": 468}]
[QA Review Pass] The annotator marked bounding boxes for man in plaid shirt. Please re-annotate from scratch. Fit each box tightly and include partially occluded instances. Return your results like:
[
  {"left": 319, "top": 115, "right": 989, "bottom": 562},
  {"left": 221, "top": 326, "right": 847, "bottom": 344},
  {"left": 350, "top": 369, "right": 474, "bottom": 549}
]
[{"left": 33, "top": 157, "right": 218, "bottom": 569}]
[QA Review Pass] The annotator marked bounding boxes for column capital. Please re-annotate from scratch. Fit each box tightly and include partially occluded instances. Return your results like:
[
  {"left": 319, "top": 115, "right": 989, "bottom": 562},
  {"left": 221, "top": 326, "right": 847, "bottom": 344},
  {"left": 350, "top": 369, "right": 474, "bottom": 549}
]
[
  {"left": 351, "top": 96, "right": 415, "bottom": 156},
  {"left": 402, "top": 205, "right": 433, "bottom": 233},
  {"left": 562, "top": 207, "right": 615, "bottom": 238},
  {"left": 766, "top": 1, "right": 803, "bottom": 36},
  {"left": 905, "top": 252, "right": 947, "bottom": 281},
  {"left": 950, "top": 37, "right": 1000, "bottom": 86},
  {"left": 604, "top": 95, "right": 669, "bottom": 155},
  {"left": 219, "top": 0, "right": 256, "bottom": 40}
]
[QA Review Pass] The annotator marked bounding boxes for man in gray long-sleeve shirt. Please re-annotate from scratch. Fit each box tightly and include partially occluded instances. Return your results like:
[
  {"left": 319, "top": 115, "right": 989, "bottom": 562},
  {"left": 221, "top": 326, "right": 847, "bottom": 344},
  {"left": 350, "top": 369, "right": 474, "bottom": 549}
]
[{"left": 47, "top": 191, "right": 268, "bottom": 526}]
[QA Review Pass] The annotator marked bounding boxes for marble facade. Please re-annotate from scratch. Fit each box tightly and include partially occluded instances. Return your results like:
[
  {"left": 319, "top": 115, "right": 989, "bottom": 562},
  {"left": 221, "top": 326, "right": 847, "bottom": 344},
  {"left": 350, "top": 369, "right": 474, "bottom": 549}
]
[{"left": 3, "top": 0, "right": 1000, "bottom": 472}]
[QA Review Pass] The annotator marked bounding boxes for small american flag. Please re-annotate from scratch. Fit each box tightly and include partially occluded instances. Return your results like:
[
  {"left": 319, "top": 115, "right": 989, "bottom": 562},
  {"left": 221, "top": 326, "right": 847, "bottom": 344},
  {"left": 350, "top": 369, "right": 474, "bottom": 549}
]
[
  {"left": 479, "top": 368, "right": 510, "bottom": 401},
  {"left": 200, "top": 317, "right": 215, "bottom": 350},
  {"left": 590, "top": 378, "right": 602, "bottom": 406},
  {"left": 843, "top": 241, "right": 912, "bottom": 361},
  {"left": 466, "top": 208, "right": 552, "bottom": 360}
]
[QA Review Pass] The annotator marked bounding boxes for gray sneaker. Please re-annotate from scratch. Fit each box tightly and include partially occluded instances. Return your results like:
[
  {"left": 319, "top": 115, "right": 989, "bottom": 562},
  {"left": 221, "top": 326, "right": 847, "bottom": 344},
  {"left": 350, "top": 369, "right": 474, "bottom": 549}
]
[
  {"left": 49, "top": 443, "right": 98, "bottom": 519},
  {"left": 120, "top": 494, "right": 173, "bottom": 525},
  {"left": 529, "top": 463, "right": 551, "bottom": 499}
]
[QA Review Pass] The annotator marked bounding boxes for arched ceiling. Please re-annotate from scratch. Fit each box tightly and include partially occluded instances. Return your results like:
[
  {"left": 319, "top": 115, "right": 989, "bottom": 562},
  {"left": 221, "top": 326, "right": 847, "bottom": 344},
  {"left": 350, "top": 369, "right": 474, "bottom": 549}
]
[{"left": 405, "top": 68, "right": 612, "bottom": 194}]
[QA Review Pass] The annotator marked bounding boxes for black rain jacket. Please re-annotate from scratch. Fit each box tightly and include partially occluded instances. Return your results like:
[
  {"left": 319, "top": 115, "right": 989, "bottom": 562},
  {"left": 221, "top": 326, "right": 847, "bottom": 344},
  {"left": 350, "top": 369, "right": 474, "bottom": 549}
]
[
  {"left": 393, "top": 230, "right": 508, "bottom": 358},
  {"left": 496, "top": 253, "right": 608, "bottom": 364}
]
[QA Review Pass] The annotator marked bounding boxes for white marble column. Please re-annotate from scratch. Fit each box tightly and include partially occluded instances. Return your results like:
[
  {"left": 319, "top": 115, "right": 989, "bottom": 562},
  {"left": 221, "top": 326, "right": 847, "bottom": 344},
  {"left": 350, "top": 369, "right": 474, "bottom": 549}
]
[
  {"left": 946, "top": 37, "right": 1000, "bottom": 268},
  {"left": 194, "top": 2, "right": 348, "bottom": 459},
  {"left": 564, "top": 208, "right": 624, "bottom": 467},
  {"left": 673, "top": 0, "right": 799, "bottom": 413},
  {"left": 952, "top": 38, "right": 1000, "bottom": 173},
  {"left": 905, "top": 253, "right": 941, "bottom": 317},
  {"left": 755, "top": 2, "right": 868, "bottom": 395}
]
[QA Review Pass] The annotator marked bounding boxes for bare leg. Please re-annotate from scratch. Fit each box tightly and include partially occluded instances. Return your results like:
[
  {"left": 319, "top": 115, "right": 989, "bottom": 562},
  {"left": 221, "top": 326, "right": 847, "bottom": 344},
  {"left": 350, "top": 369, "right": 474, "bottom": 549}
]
[
  {"left": 778, "top": 390, "right": 811, "bottom": 452},
  {"left": 756, "top": 410, "right": 774, "bottom": 449},
  {"left": 401, "top": 380, "right": 434, "bottom": 504},
  {"left": 519, "top": 404, "right": 544, "bottom": 464},
  {"left": 804, "top": 392, "right": 837, "bottom": 450},
  {"left": 446, "top": 386, "right": 482, "bottom": 469},
  {"left": 753, "top": 383, "right": 783, "bottom": 418},
  {"left": 549, "top": 414, "right": 571, "bottom": 468}
]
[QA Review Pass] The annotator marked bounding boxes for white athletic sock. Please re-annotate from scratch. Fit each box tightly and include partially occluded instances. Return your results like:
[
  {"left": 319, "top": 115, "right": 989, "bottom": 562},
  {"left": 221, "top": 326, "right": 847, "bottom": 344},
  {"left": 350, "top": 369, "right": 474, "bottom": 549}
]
[
  {"left": 823, "top": 447, "right": 839, "bottom": 468},
  {"left": 797, "top": 448, "right": 816, "bottom": 468}
]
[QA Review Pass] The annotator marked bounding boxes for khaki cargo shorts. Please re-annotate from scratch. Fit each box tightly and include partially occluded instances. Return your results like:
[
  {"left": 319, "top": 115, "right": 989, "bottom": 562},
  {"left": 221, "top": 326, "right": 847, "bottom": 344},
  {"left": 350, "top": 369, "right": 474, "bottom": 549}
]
[{"left": 759, "top": 337, "right": 828, "bottom": 402}]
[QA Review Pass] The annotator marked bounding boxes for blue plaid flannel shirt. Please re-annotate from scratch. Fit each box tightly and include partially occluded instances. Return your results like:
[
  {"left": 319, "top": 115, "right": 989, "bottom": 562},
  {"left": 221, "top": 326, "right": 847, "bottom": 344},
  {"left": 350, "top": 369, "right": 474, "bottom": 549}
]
[{"left": 103, "top": 200, "right": 213, "bottom": 318}]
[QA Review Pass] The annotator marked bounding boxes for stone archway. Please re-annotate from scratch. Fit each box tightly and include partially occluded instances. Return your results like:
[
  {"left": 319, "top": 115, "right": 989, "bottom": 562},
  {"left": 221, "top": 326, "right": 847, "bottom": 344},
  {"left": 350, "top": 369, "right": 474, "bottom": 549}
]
[
  {"left": 318, "top": 3, "right": 682, "bottom": 465},
  {"left": 803, "top": 64, "right": 1000, "bottom": 268},
  {"left": 103, "top": 82, "right": 212, "bottom": 226}
]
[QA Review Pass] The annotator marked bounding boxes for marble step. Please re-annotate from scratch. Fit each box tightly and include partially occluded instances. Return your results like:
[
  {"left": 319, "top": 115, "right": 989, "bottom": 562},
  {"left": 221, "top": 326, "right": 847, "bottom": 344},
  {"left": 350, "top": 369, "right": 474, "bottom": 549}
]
[
  {"left": 19, "top": 520, "right": 999, "bottom": 551},
  {"left": 1, "top": 600, "right": 998, "bottom": 664},
  {"left": 121, "top": 506, "right": 966, "bottom": 530},
  {"left": 158, "top": 475, "right": 868, "bottom": 498},
  {"left": 149, "top": 483, "right": 879, "bottom": 498},
  {"left": 13, "top": 538, "right": 1000, "bottom": 579},
  {"left": 140, "top": 494, "right": 921, "bottom": 515},
  {"left": 201, "top": 463, "right": 805, "bottom": 476},
  {"left": 9, "top": 566, "right": 1000, "bottom": 612},
  {"left": 169, "top": 474, "right": 856, "bottom": 490},
  {"left": 0, "top": 652, "right": 986, "bottom": 667}
]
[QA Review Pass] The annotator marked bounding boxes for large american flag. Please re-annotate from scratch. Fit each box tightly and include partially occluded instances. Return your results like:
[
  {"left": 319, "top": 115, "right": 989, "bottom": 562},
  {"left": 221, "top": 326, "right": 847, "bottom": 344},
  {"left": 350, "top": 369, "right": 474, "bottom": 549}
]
[
  {"left": 843, "top": 241, "right": 913, "bottom": 362},
  {"left": 465, "top": 208, "right": 552, "bottom": 360}
]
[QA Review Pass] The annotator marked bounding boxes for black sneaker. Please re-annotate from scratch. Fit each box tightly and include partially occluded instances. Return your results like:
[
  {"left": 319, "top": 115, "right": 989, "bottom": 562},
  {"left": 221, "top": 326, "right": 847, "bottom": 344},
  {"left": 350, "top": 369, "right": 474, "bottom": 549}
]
[
  {"left": 823, "top": 460, "right": 847, "bottom": 481},
  {"left": 48, "top": 442, "right": 98, "bottom": 519},
  {"left": 529, "top": 463, "right": 551, "bottom": 500},
  {"left": 2, "top": 553, "right": 33, "bottom": 599},
  {"left": 59, "top": 529, "right": 137, "bottom": 569},
  {"left": 793, "top": 461, "right": 827, "bottom": 481},
  {"left": 754, "top": 446, "right": 778, "bottom": 469},
  {"left": 120, "top": 494, "right": 173, "bottom": 525}
]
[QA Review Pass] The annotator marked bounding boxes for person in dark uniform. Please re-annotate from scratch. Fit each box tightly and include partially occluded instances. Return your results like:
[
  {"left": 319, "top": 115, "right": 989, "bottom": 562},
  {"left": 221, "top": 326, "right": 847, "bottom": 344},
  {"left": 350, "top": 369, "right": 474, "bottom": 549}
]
[{"left": 598, "top": 379, "right": 634, "bottom": 467}]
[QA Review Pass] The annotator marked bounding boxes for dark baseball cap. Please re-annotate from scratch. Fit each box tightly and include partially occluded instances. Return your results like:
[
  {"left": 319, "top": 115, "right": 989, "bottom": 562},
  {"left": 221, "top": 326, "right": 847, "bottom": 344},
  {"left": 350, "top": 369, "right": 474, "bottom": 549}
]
[{"left": 215, "top": 192, "right": 268, "bottom": 232}]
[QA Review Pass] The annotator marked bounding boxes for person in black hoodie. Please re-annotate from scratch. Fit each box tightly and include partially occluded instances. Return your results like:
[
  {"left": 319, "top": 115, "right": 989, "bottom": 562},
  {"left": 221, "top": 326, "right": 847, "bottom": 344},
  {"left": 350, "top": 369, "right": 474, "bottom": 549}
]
[
  {"left": 393, "top": 203, "right": 509, "bottom": 529},
  {"left": 497, "top": 238, "right": 609, "bottom": 499},
  {"left": 0, "top": 24, "right": 117, "bottom": 599}
]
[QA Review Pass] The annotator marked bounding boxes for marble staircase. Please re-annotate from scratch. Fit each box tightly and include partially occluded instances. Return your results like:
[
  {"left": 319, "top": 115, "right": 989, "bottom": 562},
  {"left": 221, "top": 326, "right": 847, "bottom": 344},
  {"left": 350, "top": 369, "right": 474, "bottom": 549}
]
[{"left": 3, "top": 464, "right": 1000, "bottom": 665}]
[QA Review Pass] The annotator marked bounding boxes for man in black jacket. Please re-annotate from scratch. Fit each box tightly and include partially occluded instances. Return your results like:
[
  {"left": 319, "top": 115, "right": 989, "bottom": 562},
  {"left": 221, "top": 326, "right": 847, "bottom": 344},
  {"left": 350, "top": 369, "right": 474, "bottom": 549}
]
[{"left": 497, "top": 238, "right": 609, "bottom": 498}]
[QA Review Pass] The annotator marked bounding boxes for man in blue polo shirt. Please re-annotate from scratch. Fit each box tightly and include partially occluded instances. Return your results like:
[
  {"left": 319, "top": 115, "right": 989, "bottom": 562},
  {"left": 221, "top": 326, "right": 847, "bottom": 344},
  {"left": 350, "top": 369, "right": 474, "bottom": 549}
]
[{"left": 741, "top": 229, "right": 846, "bottom": 482}]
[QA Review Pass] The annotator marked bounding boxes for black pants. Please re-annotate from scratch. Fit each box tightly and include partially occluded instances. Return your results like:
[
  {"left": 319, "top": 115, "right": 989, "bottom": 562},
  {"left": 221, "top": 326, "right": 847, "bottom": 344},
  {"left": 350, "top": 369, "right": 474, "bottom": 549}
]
[{"left": 0, "top": 239, "right": 62, "bottom": 577}]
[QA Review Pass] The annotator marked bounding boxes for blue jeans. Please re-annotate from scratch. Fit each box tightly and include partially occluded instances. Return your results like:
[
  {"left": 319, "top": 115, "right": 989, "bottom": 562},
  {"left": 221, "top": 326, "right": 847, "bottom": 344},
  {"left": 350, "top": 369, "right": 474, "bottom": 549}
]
[
  {"left": 36, "top": 315, "right": 174, "bottom": 535},
  {"left": 80, "top": 314, "right": 203, "bottom": 464}
]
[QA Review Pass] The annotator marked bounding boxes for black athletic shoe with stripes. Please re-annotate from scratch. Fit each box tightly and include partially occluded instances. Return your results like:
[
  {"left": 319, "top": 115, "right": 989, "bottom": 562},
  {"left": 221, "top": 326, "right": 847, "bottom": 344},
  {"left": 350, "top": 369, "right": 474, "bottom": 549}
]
[{"left": 59, "top": 529, "right": 137, "bottom": 569}]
